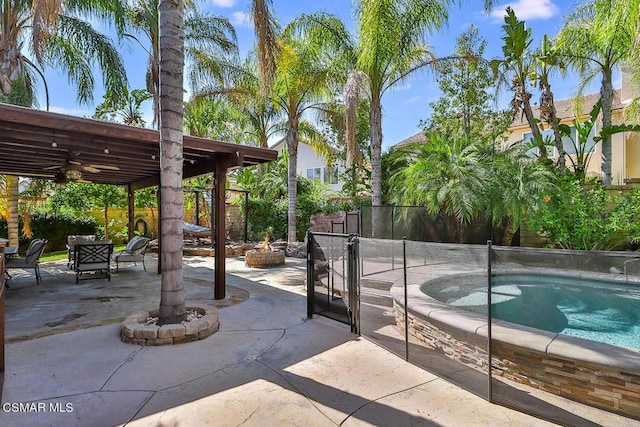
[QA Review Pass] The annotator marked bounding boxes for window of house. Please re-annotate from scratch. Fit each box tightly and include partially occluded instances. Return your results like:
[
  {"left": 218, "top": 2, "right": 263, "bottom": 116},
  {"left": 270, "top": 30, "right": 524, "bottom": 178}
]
[
  {"left": 523, "top": 126, "right": 596, "bottom": 157},
  {"left": 562, "top": 125, "right": 597, "bottom": 155},
  {"left": 307, "top": 168, "right": 321, "bottom": 182},
  {"left": 323, "top": 166, "right": 340, "bottom": 184},
  {"left": 522, "top": 129, "right": 556, "bottom": 158}
]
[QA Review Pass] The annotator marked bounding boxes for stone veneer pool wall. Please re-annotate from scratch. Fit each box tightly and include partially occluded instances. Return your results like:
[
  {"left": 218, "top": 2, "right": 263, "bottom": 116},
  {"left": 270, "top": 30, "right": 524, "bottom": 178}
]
[{"left": 392, "top": 285, "right": 640, "bottom": 419}]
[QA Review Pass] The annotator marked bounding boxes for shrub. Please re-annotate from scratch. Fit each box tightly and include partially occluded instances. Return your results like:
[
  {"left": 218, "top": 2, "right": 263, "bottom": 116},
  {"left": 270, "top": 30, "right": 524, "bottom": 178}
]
[{"left": 0, "top": 212, "right": 98, "bottom": 252}]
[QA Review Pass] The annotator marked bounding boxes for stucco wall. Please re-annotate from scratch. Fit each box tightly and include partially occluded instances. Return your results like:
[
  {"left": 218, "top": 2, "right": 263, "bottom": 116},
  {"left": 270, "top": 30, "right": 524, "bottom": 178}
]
[{"left": 273, "top": 141, "right": 345, "bottom": 193}]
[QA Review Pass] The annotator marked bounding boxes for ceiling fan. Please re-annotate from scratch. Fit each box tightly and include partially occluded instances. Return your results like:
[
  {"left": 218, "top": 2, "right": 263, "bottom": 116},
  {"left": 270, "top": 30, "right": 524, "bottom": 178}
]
[{"left": 44, "top": 159, "right": 120, "bottom": 183}]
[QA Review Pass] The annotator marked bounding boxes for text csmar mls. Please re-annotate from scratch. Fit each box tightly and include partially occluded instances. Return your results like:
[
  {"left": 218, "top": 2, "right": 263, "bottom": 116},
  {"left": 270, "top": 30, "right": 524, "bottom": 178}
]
[{"left": 2, "top": 402, "right": 74, "bottom": 413}]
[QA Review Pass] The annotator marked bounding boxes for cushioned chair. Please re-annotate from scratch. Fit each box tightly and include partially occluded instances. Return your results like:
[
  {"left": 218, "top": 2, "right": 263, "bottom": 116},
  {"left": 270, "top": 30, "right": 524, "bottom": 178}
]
[
  {"left": 66, "top": 234, "right": 96, "bottom": 269},
  {"left": 6, "top": 238, "right": 48, "bottom": 285},
  {"left": 112, "top": 236, "right": 151, "bottom": 273},
  {"left": 74, "top": 241, "right": 113, "bottom": 283}
]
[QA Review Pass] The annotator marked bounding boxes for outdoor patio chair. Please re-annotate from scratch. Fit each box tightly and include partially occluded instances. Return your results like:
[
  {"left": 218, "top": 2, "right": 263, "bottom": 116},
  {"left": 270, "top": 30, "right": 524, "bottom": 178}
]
[
  {"left": 66, "top": 234, "right": 96, "bottom": 269},
  {"left": 74, "top": 240, "right": 113, "bottom": 284},
  {"left": 112, "top": 236, "right": 151, "bottom": 273},
  {"left": 6, "top": 238, "right": 48, "bottom": 285}
]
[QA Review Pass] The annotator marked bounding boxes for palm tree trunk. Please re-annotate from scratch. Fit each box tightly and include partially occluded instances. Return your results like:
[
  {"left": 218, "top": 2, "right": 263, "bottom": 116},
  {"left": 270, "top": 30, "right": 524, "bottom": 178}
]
[
  {"left": 542, "top": 87, "right": 565, "bottom": 172},
  {"left": 103, "top": 206, "right": 109, "bottom": 240},
  {"left": 522, "top": 95, "right": 546, "bottom": 158},
  {"left": 502, "top": 216, "right": 516, "bottom": 246},
  {"left": 6, "top": 176, "right": 19, "bottom": 247},
  {"left": 2, "top": 42, "right": 28, "bottom": 248},
  {"left": 370, "top": 94, "right": 383, "bottom": 237},
  {"left": 158, "top": 0, "right": 186, "bottom": 325},
  {"left": 286, "top": 119, "right": 299, "bottom": 243},
  {"left": 600, "top": 70, "right": 613, "bottom": 184}
]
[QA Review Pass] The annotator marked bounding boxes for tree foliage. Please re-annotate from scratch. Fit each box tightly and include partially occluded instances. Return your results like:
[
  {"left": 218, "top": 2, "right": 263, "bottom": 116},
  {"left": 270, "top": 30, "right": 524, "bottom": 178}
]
[{"left": 422, "top": 25, "right": 511, "bottom": 145}]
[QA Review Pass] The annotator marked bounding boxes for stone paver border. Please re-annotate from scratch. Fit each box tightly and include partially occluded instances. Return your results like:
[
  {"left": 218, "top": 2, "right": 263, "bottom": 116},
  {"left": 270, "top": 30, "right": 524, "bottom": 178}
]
[{"left": 121, "top": 303, "right": 219, "bottom": 345}]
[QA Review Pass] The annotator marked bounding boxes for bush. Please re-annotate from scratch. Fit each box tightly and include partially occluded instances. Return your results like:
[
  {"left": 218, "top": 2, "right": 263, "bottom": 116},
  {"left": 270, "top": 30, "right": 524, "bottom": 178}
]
[
  {"left": 528, "top": 177, "right": 640, "bottom": 250},
  {"left": 0, "top": 212, "right": 98, "bottom": 252}
]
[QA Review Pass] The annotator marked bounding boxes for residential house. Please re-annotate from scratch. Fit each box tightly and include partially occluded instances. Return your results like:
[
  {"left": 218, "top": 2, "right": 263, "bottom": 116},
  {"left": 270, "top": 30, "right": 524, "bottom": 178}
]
[
  {"left": 270, "top": 139, "right": 345, "bottom": 193},
  {"left": 394, "top": 75, "right": 640, "bottom": 184}
]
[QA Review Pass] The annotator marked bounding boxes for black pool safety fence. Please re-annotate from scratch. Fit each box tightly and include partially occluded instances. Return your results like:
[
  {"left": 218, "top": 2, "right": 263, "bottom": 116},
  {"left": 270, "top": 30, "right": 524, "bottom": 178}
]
[
  {"left": 306, "top": 232, "right": 640, "bottom": 423},
  {"left": 359, "top": 205, "right": 517, "bottom": 245}
]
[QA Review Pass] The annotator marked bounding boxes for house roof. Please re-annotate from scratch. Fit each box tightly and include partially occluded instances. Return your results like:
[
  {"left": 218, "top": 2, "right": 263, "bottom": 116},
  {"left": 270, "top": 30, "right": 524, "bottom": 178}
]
[
  {"left": 392, "top": 89, "right": 625, "bottom": 147},
  {"left": 0, "top": 103, "right": 277, "bottom": 190},
  {"left": 394, "top": 131, "right": 427, "bottom": 148},
  {"left": 510, "top": 89, "right": 624, "bottom": 128}
]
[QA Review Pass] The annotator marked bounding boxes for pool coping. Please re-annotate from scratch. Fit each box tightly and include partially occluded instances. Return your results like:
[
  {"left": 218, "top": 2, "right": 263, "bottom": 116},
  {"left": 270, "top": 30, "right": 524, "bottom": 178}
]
[{"left": 390, "top": 267, "right": 640, "bottom": 375}]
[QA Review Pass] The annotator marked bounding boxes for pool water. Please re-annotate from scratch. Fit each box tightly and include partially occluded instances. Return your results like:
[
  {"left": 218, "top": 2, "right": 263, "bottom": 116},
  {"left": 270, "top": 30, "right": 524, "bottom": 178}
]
[{"left": 432, "top": 274, "right": 640, "bottom": 349}]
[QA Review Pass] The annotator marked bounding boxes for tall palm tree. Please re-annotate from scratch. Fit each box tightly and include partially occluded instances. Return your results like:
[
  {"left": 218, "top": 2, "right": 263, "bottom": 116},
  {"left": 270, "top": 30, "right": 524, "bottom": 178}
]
[
  {"left": 491, "top": 7, "right": 546, "bottom": 158},
  {"left": 124, "top": 0, "right": 237, "bottom": 127},
  {"left": 0, "top": 0, "right": 129, "bottom": 247},
  {"left": 271, "top": 36, "right": 336, "bottom": 242},
  {"left": 556, "top": 0, "right": 637, "bottom": 184},
  {"left": 291, "top": 1, "right": 452, "bottom": 235},
  {"left": 158, "top": 0, "right": 186, "bottom": 325}
]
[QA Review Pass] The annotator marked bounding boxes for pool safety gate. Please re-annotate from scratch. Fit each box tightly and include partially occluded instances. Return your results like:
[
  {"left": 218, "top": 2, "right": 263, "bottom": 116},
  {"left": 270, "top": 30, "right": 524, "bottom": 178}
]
[{"left": 307, "top": 232, "right": 640, "bottom": 423}]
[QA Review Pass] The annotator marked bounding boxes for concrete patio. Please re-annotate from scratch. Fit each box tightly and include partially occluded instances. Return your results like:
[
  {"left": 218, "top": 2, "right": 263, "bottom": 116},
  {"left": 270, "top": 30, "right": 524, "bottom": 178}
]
[{"left": 0, "top": 255, "right": 634, "bottom": 426}]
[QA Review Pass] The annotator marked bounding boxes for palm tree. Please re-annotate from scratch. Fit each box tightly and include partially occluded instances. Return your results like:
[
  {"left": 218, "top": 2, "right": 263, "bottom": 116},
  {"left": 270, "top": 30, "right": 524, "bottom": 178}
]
[
  {"left": 271, "top": 36, "right": 337, "bottom": 242},
  {"left": 388, "top": 133, "right": 489, "bottom": 243},
  {"left": 556, "top": 0, "right": 637, "bottom": 184},
  {"left": 189, "top": 55, "right": 280, "bottom": 148},
  {"left": 252, "top": 0, "right": 280, "bottom": 95},
  {"left": 124, "top": 0, "right": 237, "bottom": 127},
  {"left": 291, "top": 1, "right": 452, "bottom": 235},
  {"left": 491, "top": 7, "right": 546, "bottom": 158},
  {"left": 487, "top": 144, "right": 556, "bottom": 245},
  {"left": 157, "top": 0, "right": 186, "bottom": 325},
  {"left": 533, "top": 35, "right": 565, "bottom": 171},
  {"left": 0, "top": 0, "right": 129, "bottom": 247}
]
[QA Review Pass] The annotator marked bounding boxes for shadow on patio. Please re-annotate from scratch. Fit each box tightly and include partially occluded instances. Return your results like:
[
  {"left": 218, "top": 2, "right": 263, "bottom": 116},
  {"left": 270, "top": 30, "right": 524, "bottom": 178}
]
[{"left": 0, "top": 256, "right": 602, "bottom": 426}]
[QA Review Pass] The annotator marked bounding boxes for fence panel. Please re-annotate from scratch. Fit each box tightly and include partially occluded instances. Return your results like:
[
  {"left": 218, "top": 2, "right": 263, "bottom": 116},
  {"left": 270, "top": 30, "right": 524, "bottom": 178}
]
[{"left": 307, "top": 232, "right": 352, "bottom": 325}]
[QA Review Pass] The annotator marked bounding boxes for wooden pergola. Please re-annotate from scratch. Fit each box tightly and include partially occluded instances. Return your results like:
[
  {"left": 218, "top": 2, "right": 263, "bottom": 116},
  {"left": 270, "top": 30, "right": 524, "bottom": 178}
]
[{"left": 0, "top": 102, "right": 277, "bottom": 299}]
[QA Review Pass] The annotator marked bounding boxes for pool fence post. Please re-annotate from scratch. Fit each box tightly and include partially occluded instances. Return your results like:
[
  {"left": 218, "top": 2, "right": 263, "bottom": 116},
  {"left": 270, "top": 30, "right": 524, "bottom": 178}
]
[
  {"left": 487, "top": 240, "right": 493, "bottom": 403},
  {"left": 306, "top": 231, "right": 314, "bottom": 319},
  {"left": 403, "top": 237, "right": 409, "bottom": 362},
  {"left": 391, "top": 207, "right": 395, "bottom": 270}
]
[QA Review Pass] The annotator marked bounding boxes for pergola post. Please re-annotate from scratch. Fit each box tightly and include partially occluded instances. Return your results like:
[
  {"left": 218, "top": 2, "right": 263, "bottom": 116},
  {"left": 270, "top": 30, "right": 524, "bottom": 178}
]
[
  {"left": 214, "top": 163, "right": 226, "bottom": 300},
  {"left": 127, "top": 184, "right": 135, "bottom": 241},
  {"left": 214, "top": 152, "right": 243, "bottom": 300}
]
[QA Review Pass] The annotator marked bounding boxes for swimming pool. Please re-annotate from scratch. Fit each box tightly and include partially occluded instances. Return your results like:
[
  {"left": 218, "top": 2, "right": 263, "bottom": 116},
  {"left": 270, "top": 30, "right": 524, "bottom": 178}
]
[
  {"left": 423, "top": 273, "right": 640, "bottom": 349},
  {"left": 393, "top": 269, "right": 640, "bottom": 418}
]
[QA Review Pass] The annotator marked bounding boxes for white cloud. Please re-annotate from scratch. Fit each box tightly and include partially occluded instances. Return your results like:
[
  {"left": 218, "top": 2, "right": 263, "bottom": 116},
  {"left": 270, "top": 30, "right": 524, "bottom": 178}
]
[
  {"left": 209, "top": 0, "right": 237, "bottom": 8},
  {"left": 490, "top": 0, "right": 559, "bottom": 21},
  {"left": 231, "top": 11, "right": 252, "bottom": 28},
  {"left": 405, "top": 96, "right": 421, "bottom": 104}
]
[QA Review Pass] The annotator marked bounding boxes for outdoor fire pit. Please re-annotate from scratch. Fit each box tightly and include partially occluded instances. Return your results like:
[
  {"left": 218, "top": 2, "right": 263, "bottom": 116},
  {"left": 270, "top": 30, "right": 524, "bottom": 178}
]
[
  {"left": 245, "top": 249, "right": 285, "bottom": 267},
  {"left": 245, "top": 235, "right": 286, "bottom": 268}
]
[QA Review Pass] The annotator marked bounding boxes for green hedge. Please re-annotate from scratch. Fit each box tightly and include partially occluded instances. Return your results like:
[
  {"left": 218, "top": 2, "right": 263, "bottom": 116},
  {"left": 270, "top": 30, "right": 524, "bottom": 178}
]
[{"left": 0, "top": 212, "right": 98, "bottom": 252}]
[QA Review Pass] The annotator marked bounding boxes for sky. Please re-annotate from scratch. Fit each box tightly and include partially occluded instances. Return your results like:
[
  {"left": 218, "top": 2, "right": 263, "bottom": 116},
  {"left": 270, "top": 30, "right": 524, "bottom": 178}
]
[{"left": 39, "top": 0, "right": 611, "bottom": 150}]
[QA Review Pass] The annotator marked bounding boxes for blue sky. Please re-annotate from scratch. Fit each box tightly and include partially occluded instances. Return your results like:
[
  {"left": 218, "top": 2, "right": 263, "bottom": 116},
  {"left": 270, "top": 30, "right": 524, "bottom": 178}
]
[{"left": 40, "top": 0, "right": 609, "bottom": 150}]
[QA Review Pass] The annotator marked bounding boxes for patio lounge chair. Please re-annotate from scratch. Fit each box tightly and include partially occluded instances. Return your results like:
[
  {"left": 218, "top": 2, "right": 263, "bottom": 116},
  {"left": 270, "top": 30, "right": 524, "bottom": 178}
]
[
  {"left": 74, "top": 241, "right": 113, "bottom": 283},
  {"left": 183, "top": 221, "right": 213, "bottom": 238},
  {"left": 66, "top": 234, "right": 96, "bottom": 269},
  {"left": 6, "top": 238, "right": 48, "bottom": 285},
  {"left": 112, "top": 236, "right": 151, "bottom": 273}
]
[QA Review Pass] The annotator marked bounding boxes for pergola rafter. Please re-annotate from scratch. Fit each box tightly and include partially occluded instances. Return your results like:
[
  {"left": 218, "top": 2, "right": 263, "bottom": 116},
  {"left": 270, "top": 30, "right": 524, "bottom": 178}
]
[{"left": 0, "top": 102, "right": 277, "bottom": 299}]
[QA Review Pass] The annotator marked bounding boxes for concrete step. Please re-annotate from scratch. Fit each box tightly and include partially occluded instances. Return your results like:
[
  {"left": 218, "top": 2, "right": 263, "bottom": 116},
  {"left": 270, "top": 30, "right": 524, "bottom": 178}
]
[
  {"left": 360, "top": 287, "right": 393, "bottom": 307},
  {"left": 360, "top": 278, "right": 394, "bottom": 291}
]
